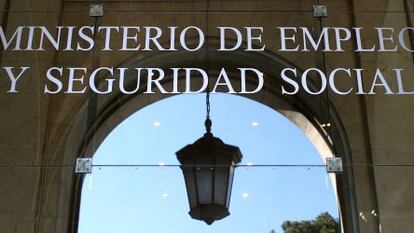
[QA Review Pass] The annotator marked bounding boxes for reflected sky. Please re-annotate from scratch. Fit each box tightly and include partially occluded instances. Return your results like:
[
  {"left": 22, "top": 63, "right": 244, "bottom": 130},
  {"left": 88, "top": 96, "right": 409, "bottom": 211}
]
[{"left": 78, "top": 93, "right": 338, "bottom": 233}]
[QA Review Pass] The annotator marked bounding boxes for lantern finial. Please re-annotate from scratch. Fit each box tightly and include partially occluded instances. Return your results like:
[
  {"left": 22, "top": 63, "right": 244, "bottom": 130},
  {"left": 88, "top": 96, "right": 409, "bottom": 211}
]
[{"left": 204, "top": 118, "right": 212, "bottom": 135}]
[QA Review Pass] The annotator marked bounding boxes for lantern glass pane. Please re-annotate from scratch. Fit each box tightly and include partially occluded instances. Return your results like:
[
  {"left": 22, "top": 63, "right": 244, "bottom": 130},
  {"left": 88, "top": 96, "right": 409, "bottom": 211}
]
[
  {"left": 196, "top": 167, "right": 213, "bottom": 204},
  {"left": 214, "top": 155, "right": 231, "bottom": 205},
  {"left": 195, "top": 153, "right": 214, "bottom": 204},
  {"left": 226, "top": 163, "right": 235, "bottom": 207},
  {"left": 182, "top": 167, "right": 198, "bottom": 208}
]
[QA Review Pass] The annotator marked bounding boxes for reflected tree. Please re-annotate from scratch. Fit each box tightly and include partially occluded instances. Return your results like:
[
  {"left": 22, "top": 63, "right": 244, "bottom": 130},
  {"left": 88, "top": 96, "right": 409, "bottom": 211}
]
[{"left": 281, "top": 212, "right": 340, "bottom": 233}]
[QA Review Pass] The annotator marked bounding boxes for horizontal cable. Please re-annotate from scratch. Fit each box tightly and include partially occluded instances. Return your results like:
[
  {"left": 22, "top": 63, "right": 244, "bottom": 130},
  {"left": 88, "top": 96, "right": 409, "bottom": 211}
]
[
  {"left": 1, "top": 164, "right": 414, "bottom": 168},
  {"left": 55, "top": 0, "right": 343, "bottom": 2},
  {"left": 0, "top": 10, "right": 311, "bottom": 13},
  {"left": 0, "top": 10, "right": 412, "bottom": 13},
  {"left": 93, "top": 164, "right": 326, "bottom": 168}
]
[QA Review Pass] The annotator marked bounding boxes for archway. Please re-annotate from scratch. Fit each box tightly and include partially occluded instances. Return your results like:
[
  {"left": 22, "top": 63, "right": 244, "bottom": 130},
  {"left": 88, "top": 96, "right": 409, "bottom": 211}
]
[
  {"left": 61, "top": 40, "right": 358, "bottom": 233},
  {"left": 77, "top": 93, "right": 341, "bottom": 233}
]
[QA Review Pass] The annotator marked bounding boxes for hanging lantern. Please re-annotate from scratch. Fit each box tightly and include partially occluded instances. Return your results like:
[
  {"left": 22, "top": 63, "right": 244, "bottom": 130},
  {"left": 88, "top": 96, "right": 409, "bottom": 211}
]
[{"left": 176, "top": 92, "right": 243, "bottom": 225}]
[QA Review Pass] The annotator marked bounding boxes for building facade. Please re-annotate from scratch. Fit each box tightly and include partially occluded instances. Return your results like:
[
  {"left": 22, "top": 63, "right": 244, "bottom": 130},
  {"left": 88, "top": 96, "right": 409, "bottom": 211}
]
[{"left": 0, "top": 0, "right": 413, "bottom": 232}]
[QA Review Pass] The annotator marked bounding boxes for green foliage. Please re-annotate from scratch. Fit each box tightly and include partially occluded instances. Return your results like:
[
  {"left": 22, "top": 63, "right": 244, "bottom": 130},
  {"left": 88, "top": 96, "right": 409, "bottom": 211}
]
[{"left": 281, "top": 212, "right": 340, "bottom": 233}]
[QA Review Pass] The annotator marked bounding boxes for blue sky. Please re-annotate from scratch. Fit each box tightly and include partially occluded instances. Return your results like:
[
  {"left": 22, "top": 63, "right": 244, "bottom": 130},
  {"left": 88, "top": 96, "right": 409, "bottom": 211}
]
[{"left": 78, "top": 93, "right": 338, "bottom": 233}]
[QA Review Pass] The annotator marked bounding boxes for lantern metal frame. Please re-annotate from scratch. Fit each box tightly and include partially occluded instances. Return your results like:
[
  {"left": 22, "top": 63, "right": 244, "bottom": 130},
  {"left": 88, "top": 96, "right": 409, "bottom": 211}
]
[{"left": 176, "top": 92, "right": 243, "bottom": 225}]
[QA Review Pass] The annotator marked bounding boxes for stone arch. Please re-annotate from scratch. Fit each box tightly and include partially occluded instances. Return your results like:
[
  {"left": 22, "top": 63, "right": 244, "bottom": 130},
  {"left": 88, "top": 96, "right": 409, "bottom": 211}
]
[{"left": 61, "top": 38, "right": 359, "bottom": 233}]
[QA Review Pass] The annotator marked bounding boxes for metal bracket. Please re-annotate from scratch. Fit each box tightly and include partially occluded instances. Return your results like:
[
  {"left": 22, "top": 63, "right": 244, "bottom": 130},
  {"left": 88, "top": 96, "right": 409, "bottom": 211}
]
[
  {"left": 313, "top": 5, "right": 328, "bottom": 18},
  {"left": 326, "top": 157, "right": 342, "bottom": 173},
  {"left": 90, "top": 4, "right": 104, "bottom": 17},
  {"left": 75, "top": 158, "right": 92, "bottom": 174}
]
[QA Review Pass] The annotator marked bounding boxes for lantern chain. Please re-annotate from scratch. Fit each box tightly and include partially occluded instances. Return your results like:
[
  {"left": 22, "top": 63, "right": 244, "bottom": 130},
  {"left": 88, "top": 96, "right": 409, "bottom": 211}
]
[
  {"left": 206, "top": 90, "right": 210, "bottom": 119},
  {"left": 205, "top": 89, "right": 212, "bottom": 134},
  {"left": 204, "top": 0, "right": 212, "bottom": 135}
]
